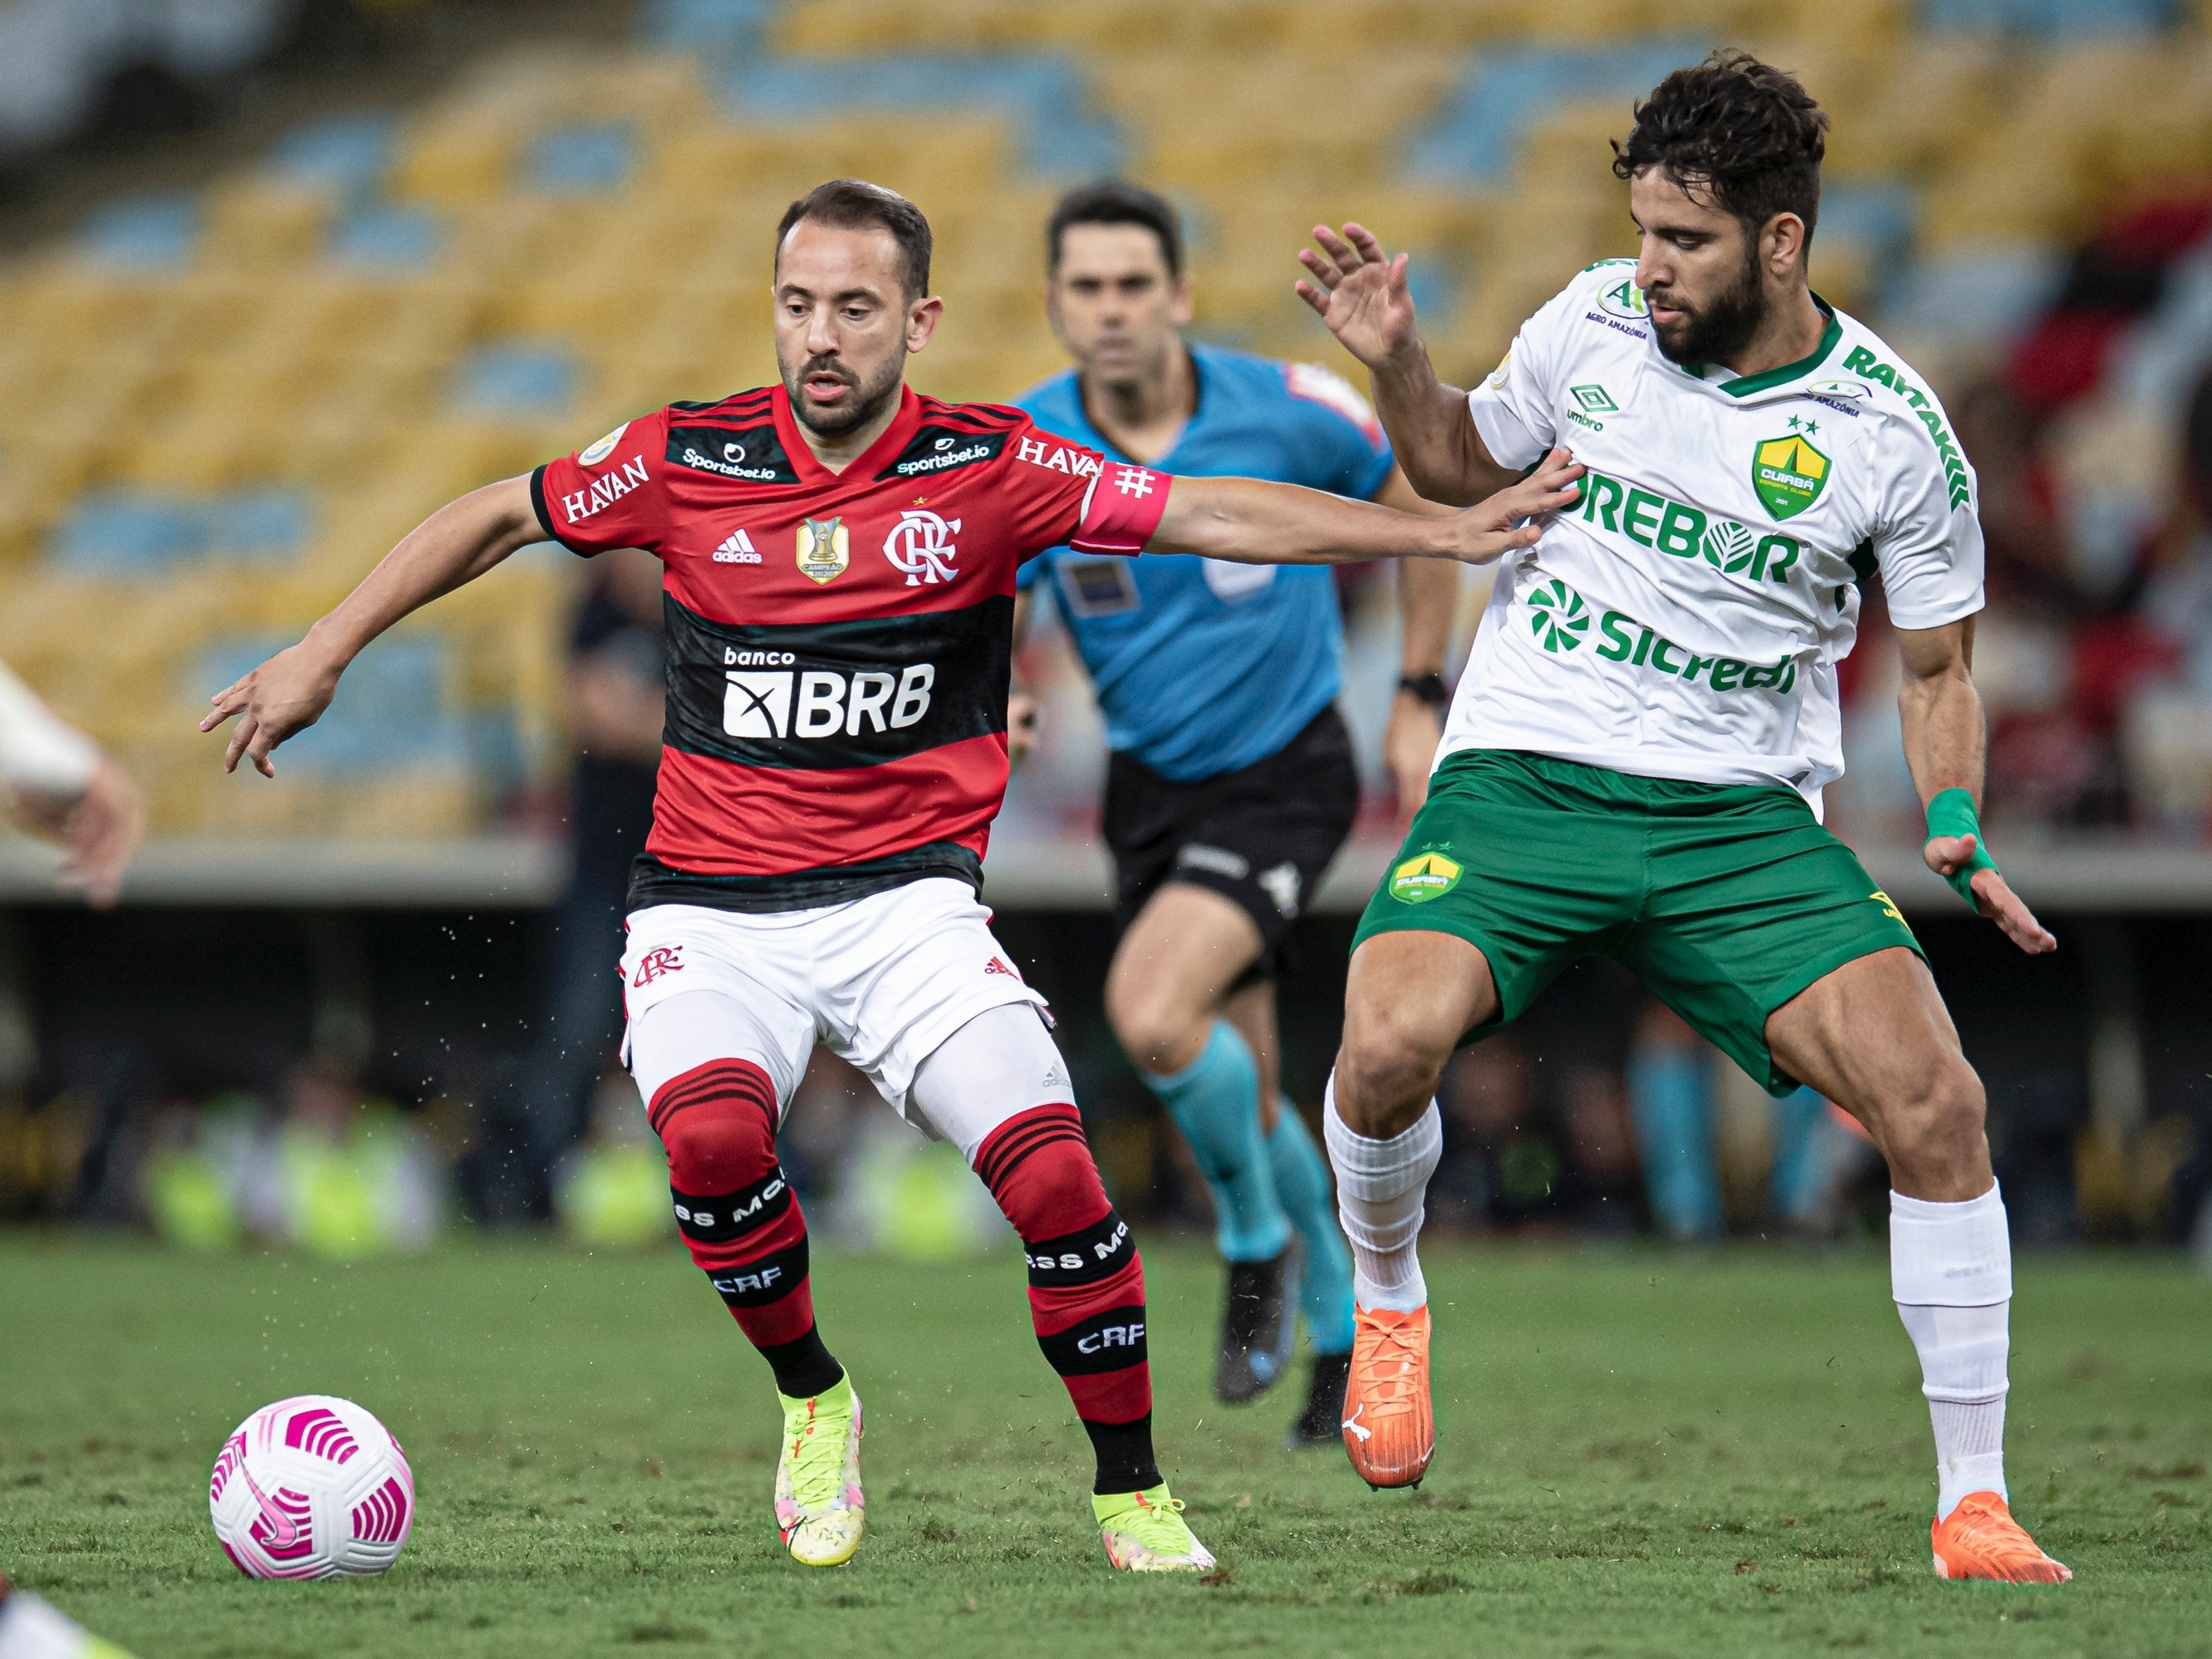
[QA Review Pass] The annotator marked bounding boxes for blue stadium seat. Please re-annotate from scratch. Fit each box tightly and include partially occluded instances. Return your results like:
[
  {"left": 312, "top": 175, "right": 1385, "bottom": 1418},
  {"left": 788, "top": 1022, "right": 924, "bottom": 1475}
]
[
  {"left": 723, "top": 53, "right": 1121, "bottom": 176},
  {"left": 1408, "top": 40, "right": 1709, "bottom": 187},
  {"left": 449, "top": 344, "right": 576, "bottom": 419},
  {"left": 326, "top": 205, "right": 444, "bottom": 271},
  {"left": 194, "top": 634, "right": 470, "bottom": 773},
  {"left": 640, "top": 0, "right": 775, "bottom": 54},
  {"left": 1921, "top": 0, "right": 2175, "bottom": 37},
  {"left": 76, "top": 194, "right": 199, "bottom": 271},
  {"left": 47, "top": 488, "right": 310, "bottom": 573},
  {"left": 267, "top": 113, "right": 398, "bottom": 201},
  {"left": 1881, "top": 243, "right": 2064, "bottom": 348},
  {"left": 528, "top": 123, "right": 636, "bottom": 194}
]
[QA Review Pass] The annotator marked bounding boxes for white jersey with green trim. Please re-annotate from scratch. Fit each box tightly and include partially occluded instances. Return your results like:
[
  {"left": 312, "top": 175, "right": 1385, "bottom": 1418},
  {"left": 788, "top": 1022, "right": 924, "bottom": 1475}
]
[{"left": 1444, "top": 258, "right": 1984, "bottom": 814}]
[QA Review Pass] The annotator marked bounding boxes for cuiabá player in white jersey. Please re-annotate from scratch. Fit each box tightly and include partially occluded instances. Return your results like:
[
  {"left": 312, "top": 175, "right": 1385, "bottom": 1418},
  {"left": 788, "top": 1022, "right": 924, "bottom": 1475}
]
[
  {"left": 1450, "top": 258, "right": 1982, "bottom": 810},
  {"left": 1292, "top": 50, "right": 2074, "bottom": 1586}
]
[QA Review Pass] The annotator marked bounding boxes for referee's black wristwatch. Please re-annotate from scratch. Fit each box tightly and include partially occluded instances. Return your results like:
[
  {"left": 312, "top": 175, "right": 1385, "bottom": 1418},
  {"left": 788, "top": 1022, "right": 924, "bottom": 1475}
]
[{"left": 1396, "top": 671, "right": 1448, "bottom": 709}]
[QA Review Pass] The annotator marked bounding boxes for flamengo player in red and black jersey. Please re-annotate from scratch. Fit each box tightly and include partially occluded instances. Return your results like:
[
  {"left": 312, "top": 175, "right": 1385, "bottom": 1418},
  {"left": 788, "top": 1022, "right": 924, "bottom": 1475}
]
[{"left": 204, "top": 179, "right": 1580, "bottom": 1575}]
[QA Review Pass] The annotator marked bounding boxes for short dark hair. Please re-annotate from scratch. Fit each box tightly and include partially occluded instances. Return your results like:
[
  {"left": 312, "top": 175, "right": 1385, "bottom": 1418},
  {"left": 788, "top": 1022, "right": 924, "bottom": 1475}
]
[
  {"left": 1047, "top": 180, "right": 1182, "bottom": 277},
  {"left": 776, "top": 179, "right": 932, "bottom": 299},
  {"left": 1612, "top": 51, "right": 1827, "bottom": 243}
]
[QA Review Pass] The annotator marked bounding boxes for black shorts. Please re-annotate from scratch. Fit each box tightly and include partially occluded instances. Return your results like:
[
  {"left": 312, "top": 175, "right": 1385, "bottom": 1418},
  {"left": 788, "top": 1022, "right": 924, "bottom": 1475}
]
[{"left": 1102, "top": 705, "right": 1361, "bottom": 982}]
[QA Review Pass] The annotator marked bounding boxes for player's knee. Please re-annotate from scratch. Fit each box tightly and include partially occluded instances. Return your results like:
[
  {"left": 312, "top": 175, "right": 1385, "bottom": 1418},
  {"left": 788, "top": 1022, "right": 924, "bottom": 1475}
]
[
  {"left": 661, "top": 1113, "right": 776, "bottom": 1193},
  {"left": 651, "top": 1072, "right": 779, "bottom": 1194},
  {"left": 1104, "top": 978, "right": 1203, "bottom": 1076},
  {"left": 1334, "top": 1018, "right": 1448, "bottom": 1131},
  {"left": 1885, "top": 1059, "right": 1986, "bottom": 1172}
]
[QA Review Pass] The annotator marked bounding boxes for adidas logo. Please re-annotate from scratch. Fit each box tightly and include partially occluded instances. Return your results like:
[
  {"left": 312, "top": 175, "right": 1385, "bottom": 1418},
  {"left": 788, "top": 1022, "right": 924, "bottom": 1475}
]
[{"left": 714, "top": 528, "right": 762, "bottom": 565}]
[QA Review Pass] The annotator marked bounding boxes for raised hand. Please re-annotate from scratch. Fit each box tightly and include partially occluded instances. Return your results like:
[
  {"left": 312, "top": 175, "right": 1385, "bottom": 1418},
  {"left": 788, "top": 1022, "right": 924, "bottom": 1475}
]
[
  {"left": 199, "top": 638, "right": 346, "bottom": 778},
  {"left": 1442, "top": 447, "right": 1583, "bottom": 566},
  {"left": 1924, "top": 833, "right": 2057, "bottom": 955},
  {"left": 1295, "top": 223, "right": 1421, "bottom": 371}
]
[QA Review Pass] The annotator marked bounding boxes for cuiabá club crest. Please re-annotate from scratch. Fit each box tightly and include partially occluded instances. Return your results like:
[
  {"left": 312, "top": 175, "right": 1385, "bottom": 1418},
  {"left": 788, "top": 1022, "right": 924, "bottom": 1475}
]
[{"left": 1752, "top": 433, "right": 1829, "bottom": 521}]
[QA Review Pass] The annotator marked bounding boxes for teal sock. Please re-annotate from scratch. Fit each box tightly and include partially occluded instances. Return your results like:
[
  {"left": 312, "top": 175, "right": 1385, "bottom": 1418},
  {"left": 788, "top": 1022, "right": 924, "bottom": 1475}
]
[
  {"left": 1628, "top": 1049, "right": 1722, "bottom": 1241},
  {"left": 1768, "top": 1086, "right": 1834, "bottom": 1226},
  {"left": 1141, "top": 1021, "right": 1290, "bottom": 1262},
  {"left": 1269, "top": 1097, "right": 1354, "bottom": 1354}
]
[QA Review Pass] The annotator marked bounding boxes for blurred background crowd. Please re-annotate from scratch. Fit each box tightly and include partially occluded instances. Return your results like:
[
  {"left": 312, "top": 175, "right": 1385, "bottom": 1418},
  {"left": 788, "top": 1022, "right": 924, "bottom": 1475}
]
[{"left": 0, "top": 0, "right": 2206, "bottom": 1265}]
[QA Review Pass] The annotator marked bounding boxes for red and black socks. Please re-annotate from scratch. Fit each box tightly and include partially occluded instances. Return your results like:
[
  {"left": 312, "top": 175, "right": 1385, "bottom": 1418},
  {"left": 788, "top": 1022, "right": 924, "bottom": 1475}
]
[
  {"left": 974, "top": 1103, "right": 1161, "bottom": 1495},
  {"left": 650, "top": 1058, "right": 842, "bottom": 1400}
]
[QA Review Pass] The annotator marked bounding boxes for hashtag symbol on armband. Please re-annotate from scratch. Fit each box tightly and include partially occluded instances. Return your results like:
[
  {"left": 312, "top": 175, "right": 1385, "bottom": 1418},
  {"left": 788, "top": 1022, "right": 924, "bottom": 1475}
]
[{"left": 1112, "top": 466, "right": 1156, "bottom": 498}]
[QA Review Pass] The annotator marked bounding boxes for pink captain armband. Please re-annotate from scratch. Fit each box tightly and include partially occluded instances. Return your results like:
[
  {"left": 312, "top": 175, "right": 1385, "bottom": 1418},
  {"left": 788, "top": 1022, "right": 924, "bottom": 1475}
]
[{"left": 1069, "top": 461, "right": 1170, "bottom": 554}]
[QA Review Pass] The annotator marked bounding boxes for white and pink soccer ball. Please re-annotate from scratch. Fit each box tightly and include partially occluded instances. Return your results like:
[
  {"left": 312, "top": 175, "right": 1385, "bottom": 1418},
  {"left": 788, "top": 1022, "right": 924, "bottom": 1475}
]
[{"left": 208, "top": 1395, "right": 414, "bottom": 1578}]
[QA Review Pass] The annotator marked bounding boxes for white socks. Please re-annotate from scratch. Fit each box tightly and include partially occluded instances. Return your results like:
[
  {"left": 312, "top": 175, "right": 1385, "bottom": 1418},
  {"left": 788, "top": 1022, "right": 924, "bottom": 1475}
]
[
  {"left": 1323, "top": 1077, "right": 1441, "bottom": 1313},
  {"left": 1891, "top": 1183, "right": 2012, "bottom": 1520}
]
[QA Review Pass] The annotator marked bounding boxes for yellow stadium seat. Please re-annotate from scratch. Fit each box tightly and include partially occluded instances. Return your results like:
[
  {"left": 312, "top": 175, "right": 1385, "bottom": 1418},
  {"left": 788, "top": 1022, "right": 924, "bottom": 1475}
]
[{"left": 200, "top": 177, "right": 336, "bottom": 271}]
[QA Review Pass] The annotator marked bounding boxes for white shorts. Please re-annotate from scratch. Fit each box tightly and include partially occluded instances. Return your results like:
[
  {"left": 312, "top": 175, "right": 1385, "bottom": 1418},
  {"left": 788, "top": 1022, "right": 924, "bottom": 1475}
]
[{"left": 619, "top": 878, "right": 1049, "bottom": 1126}]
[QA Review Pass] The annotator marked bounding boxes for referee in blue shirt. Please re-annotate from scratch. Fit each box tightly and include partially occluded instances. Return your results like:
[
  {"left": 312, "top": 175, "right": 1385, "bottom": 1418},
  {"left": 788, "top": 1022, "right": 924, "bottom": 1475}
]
[{"left": 1013, "top": 183, "right": 1456, "bottom": 1445}]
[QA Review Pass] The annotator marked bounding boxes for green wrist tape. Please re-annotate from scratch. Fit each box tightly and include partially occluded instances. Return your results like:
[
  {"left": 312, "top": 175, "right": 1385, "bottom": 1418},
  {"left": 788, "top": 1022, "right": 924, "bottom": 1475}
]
[{"left": 1924, "top": 787, "right": 1999, "bottom": 910}]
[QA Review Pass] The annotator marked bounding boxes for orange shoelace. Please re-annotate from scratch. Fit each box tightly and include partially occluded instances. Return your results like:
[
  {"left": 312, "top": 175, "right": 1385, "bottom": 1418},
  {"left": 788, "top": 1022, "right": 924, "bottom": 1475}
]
[{"left": 1352, "top": 1317, "right": 1426, "bottom": 1420}]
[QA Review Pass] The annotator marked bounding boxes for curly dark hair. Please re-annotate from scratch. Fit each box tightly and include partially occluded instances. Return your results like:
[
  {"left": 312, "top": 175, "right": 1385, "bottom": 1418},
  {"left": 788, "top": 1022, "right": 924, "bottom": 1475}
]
[{"left": 1612, "top": 51, "right": 1828, "bottom": 242}]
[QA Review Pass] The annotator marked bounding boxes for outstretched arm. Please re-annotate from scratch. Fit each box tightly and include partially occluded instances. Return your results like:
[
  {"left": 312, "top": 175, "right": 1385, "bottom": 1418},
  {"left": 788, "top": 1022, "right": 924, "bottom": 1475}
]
[
  {"left": 1150, "top": 449, "right": 1580, "bottom": 567},
  {"left": 200, "top": 475, "right": 544, "bottom": 777},
  {"left": 1896, "top": 617, "right": 2053, "bottom": 955},
  {"left": 1295, "top": 224, "right": 1518, "bottom": 506},
  {"left": 1372, "top": 466, "right": 1459, "bottom": 819}
]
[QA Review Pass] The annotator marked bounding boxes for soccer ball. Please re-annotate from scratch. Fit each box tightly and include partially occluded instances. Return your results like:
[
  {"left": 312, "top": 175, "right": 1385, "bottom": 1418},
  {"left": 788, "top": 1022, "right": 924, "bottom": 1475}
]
[{"left": 208, "top": 1394, "right": 414, "bottom": 1578}]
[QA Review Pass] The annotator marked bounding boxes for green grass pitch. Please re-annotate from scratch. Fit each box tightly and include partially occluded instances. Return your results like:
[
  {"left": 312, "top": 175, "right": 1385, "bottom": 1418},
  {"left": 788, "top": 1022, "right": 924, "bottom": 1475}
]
[{"left": 2, "top": 1233, "right": 2206, "bottom": 1658}]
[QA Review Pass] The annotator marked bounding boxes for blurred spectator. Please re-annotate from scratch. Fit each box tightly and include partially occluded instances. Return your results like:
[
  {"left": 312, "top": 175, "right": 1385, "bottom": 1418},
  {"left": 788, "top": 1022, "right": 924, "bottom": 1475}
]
[
  {"left": 552, "top": 1070, "right": 670, "bottom": 1249},
  {"left": 472, "top": 548, "right": 664, "bottom": 1220},
  {"left": 141, "top": 1059, "right": 443, "bottom": 1257}
]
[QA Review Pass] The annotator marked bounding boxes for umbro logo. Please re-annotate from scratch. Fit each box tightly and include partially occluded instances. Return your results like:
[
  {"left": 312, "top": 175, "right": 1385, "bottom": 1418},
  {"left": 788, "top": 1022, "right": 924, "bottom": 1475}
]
[{"left": 714, "top": 528, "right": 762, "bottom": 564}]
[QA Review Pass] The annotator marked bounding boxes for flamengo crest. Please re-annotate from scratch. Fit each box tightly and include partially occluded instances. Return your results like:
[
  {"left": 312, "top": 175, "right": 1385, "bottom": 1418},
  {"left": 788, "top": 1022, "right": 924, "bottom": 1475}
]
[{"left": 882, "top": 509, "right": 960, "bottom": 585}]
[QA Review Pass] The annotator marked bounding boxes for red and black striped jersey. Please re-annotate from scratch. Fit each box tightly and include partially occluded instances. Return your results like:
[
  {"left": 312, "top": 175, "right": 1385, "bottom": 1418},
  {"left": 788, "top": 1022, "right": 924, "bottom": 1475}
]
[{"left": 532, "top": 382, "right": 1166, "bottom": 912}]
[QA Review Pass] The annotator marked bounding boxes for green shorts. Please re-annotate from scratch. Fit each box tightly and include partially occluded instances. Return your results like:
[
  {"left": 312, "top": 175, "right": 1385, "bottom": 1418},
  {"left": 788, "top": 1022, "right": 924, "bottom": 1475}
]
[{"left": 1354, "top": 749, "right": 1922, "bottom": 1095}]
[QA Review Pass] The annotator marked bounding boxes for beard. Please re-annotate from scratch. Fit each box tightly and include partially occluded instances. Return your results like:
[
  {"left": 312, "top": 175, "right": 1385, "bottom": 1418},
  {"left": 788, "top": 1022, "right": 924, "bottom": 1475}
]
[
  {"left": 1649, "top": 245, "right": 1765, "bottom": 366},
  {"left": 782, "top": 350, "right": 904, "bottom": 439}
]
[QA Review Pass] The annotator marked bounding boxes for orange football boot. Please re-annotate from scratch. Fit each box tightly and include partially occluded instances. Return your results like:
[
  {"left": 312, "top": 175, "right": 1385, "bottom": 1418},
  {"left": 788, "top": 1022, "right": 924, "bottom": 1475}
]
[
  {"left": 1341, "top": 1303, "right": 1435, "bottom": 1488},
  {"left": 1930, "top": 1491, "right": 2072, "bottom": 1583}
]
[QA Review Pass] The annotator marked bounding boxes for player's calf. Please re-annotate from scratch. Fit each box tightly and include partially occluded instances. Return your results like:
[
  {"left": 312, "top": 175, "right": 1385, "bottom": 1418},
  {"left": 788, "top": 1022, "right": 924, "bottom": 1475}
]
[
  {"left": 649, "top": 1058, "right": 859, "bottom": 1567},
  {"left": 976, "top": 1105, "right": 1155, "bottom": 1471},
  {"left": 971, "top": 1102, "right": 1213, "bottom": 1570}
]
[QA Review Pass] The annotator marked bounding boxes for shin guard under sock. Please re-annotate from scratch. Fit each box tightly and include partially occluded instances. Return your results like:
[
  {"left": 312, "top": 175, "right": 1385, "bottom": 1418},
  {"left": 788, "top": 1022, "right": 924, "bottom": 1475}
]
[
  {"left": 1268, "top": 1098, "right": 1355, "bottom": 1354},
  {"left": 974, "top": 1103, "right": 1157, "bottom": 1493},
  {"left": 1891, "top": 1183, "right": 2013, "bottom": 1520},
  {"left": 1322, "top": 1078, "right": 1441, "bottom": 1312},
  {"left": 1142, "top": 1020, "right": 1290, "bottom": 1262},
  {"left": 650, "top": 1058, "right": 836, "bottom": 1379}
]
